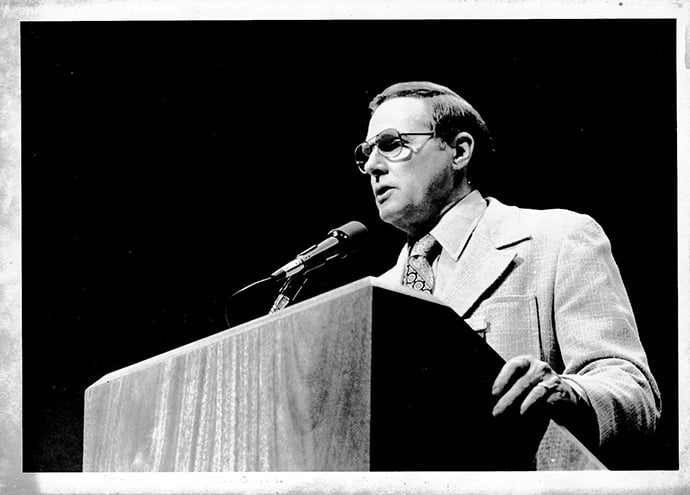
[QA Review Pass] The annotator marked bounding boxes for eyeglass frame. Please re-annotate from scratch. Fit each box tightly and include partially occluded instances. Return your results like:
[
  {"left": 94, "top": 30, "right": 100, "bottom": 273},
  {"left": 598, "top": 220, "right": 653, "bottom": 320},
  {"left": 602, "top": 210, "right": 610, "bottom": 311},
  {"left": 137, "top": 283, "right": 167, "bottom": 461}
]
[{"left": 354, "top": 128, "right": 435, "bottom": 173}]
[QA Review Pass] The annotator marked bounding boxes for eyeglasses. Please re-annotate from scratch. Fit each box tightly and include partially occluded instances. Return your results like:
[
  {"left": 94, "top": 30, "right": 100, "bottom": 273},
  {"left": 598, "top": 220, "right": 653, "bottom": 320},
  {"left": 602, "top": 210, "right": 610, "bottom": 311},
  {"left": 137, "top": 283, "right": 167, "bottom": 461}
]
[{"left": 354, "top": 128, "right": 435, "bottom": 173}]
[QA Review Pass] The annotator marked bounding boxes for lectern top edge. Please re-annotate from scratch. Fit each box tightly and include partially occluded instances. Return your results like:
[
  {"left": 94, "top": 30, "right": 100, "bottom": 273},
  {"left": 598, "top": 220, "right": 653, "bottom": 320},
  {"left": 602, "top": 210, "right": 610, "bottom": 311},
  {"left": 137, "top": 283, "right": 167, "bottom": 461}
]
[{"left": 88, "top": 276, "right": 442, "bottom": 390}]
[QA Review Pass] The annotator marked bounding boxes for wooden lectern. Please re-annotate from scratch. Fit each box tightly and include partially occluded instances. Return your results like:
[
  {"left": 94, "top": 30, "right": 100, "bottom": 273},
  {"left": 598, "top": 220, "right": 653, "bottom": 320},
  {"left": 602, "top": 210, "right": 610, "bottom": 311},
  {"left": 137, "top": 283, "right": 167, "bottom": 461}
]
[{"left": 83, "top": 278, "right": 605, "bottom": 471}]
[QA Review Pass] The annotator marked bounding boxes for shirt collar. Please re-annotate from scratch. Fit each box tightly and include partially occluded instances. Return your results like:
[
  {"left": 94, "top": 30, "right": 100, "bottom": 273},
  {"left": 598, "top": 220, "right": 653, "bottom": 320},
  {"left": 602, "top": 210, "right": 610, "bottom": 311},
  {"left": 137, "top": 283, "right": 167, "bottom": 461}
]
[{"left": 428, "top": 189, "right": 487, "bottom": 260}]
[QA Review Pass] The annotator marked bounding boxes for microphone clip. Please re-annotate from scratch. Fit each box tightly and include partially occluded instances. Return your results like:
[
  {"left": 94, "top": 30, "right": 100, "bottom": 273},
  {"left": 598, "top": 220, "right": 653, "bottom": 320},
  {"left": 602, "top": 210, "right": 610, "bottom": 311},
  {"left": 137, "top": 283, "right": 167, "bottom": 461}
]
[{"left": 269, "top": 273, "right": 308, "bottom": 314}]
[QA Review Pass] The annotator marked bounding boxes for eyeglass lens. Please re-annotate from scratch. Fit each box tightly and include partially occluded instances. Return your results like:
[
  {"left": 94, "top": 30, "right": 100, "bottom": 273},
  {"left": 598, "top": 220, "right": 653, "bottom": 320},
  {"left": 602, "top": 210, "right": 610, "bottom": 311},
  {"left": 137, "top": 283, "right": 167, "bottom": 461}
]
[{"left": 355, "top": 129, "right": 404, "bottom": 166}]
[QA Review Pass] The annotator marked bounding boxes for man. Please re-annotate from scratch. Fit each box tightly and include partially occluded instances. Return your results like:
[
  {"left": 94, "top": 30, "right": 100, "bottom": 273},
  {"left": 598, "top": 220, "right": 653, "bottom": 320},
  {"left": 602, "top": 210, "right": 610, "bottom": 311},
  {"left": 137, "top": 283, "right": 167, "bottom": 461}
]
[{"left": 358, "top": 81, "right": 660, "bottom": 467}]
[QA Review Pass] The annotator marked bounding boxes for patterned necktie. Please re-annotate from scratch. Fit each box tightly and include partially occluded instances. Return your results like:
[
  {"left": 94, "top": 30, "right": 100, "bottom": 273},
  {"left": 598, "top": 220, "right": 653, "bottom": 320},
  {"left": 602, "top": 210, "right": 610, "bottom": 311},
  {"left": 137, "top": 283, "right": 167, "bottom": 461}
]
[{"left": 403, "top": 233, "right": 441, "bottom": 294}]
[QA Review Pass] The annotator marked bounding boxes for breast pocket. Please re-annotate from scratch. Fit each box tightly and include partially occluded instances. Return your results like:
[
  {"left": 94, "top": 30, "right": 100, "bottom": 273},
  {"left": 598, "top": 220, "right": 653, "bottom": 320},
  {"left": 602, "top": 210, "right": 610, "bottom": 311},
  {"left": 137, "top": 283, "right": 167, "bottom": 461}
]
[{"left": 464, "top": 295, "right": 541, "bottom": 362}]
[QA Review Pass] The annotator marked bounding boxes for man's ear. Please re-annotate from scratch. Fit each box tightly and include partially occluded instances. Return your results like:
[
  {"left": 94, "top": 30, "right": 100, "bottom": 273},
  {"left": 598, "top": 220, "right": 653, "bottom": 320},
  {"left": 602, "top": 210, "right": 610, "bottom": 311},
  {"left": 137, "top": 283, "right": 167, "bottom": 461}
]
[{"left": 450, "top": 132, "right": 474, "bottom": 171}]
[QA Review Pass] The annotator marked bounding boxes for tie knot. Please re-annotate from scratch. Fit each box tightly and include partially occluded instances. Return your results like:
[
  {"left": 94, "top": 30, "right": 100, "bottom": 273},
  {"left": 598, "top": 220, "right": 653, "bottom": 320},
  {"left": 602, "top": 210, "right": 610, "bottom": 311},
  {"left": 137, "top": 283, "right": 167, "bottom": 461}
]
[{"left": 410, "top": 233, "right": 440, "bottom": 261}]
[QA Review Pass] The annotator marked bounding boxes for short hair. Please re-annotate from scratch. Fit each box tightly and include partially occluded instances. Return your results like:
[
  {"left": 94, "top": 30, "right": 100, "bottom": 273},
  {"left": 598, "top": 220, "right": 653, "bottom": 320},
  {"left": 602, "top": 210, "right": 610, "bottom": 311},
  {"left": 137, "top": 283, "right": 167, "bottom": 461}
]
[{"left": 368, "top": 81, "right": 493, "bottom": 185}]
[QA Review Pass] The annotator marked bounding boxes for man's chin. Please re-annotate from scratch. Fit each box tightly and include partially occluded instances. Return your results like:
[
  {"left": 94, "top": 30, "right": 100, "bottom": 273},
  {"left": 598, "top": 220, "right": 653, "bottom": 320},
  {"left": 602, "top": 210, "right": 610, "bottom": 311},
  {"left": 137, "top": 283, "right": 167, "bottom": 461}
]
[
  {"left": 377, "top": 204, "right": 396, "bottom": 222},
  {"left": 378, "top": 206, "right": 407, "bottom": 231}
]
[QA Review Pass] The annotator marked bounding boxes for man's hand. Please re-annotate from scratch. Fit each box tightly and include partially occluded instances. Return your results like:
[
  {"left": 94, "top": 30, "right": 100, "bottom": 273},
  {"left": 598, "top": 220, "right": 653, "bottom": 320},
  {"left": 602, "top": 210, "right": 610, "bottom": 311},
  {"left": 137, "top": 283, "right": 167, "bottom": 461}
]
[{"left": 491, "top": 355, "right": 579, "bottom": 418}]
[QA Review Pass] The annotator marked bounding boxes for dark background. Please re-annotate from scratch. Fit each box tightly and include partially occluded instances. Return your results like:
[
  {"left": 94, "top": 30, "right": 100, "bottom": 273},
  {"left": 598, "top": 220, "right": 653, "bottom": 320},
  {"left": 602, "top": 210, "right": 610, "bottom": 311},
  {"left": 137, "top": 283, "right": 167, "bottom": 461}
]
[{"left": 21, "top": 20, "right": 677, "bottom": 471}]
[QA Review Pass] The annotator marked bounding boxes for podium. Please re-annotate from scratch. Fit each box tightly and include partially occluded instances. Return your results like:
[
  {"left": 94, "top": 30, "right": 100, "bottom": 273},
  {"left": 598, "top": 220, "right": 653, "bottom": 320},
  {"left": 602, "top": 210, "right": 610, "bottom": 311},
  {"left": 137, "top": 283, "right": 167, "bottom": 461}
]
[{"left": 83, "top": 278, "right": 605, "bottom": 471}]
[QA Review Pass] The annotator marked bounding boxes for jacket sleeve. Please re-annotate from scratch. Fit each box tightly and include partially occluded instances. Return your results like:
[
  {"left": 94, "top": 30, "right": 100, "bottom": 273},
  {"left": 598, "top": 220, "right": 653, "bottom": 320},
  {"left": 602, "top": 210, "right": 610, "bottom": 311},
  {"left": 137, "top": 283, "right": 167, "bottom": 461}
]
[{"left": 553, "top": 215, "right": 661, "bottom": 450}]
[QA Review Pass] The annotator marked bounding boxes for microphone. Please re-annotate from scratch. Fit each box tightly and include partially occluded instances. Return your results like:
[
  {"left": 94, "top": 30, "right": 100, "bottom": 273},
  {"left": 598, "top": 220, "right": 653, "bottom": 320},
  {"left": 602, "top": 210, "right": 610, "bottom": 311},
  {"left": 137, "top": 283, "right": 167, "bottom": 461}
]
[{"left": 270, "top": 221, "right": 368, "bottom": 281}]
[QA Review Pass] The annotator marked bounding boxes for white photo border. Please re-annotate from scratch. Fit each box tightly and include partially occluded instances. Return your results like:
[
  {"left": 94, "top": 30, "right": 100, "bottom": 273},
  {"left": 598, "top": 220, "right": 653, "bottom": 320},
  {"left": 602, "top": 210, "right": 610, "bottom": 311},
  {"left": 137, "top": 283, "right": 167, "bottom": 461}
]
[{"left": 1, "top": 0, "right": 688, "bottom": 494}]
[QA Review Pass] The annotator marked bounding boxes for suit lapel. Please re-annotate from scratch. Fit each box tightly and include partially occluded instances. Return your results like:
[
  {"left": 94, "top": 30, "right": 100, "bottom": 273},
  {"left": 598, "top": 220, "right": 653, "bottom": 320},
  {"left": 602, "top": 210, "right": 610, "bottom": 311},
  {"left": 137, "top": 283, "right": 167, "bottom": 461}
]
[
  {"left": 438, "top": 224, "right": 515, "bottom": 317},
  {"left": 438, "top": 198, "right": 531, "bottom": 317}
]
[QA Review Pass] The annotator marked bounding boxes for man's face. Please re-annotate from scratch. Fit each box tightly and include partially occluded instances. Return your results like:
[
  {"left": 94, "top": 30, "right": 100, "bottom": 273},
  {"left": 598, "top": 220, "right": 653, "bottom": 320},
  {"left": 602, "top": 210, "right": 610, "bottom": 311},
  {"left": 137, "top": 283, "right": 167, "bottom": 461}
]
[{"left": 363, "top": 97, "right": 457, "bottom": 236}]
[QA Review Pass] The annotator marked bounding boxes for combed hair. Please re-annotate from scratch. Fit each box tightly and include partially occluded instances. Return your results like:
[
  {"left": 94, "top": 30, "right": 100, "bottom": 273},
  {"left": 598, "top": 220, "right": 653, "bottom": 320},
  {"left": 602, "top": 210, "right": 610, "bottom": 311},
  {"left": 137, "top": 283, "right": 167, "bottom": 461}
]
[{"left": 369, "top": 81, "right": 493, "bottom": 185}]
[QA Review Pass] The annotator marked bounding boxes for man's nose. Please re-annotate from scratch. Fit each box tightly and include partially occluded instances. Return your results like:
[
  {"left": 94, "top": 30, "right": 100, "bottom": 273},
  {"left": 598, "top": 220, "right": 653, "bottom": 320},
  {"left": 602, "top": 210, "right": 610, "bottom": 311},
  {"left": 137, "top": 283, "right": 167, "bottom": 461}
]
[{"left": 363, "top": 148, "right": 388, "bottom": 177}]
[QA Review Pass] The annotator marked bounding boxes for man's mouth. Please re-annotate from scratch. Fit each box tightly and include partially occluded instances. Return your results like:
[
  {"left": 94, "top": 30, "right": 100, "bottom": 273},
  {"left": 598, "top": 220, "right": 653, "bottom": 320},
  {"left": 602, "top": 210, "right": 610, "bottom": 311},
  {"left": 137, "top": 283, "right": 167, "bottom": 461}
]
[{"left": 375, "top": 186, "right": 393, "bottom": 203}]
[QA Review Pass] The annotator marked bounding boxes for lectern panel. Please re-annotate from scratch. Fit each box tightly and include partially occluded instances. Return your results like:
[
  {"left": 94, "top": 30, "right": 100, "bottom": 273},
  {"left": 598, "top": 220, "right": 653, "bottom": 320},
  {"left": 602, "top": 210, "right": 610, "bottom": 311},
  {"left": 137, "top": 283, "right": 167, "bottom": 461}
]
[
  {"left": 369, "top": 287, "right": 544, "bottom": 470},
  {"left": 84, "top": 282, "right": 373, "bottom": 471}
]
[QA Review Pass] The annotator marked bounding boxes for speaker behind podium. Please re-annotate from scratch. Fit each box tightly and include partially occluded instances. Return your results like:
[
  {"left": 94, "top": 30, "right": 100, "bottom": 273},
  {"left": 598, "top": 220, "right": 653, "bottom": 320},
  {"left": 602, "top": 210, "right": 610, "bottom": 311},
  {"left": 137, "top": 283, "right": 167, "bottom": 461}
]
[{"left": 83, "top": 277, "right": 604, "bottom": 471}]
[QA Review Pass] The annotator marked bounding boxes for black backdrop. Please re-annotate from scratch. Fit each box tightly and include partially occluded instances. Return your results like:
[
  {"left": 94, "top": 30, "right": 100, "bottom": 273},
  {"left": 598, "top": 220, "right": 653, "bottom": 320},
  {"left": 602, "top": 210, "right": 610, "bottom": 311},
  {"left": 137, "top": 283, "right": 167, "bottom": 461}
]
[{"left": 21, "top": 20, "right": 677, "bottom": 471}]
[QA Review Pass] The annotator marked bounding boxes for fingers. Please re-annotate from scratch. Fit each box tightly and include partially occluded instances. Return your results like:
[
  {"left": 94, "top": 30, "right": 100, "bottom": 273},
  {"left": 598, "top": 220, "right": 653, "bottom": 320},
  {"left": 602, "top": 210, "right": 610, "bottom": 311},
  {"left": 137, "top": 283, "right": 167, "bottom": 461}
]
[
  {"left": 491, "top": 355, "right": 531, "bottom": 397},
  {"left": 518, "top": 376, "right": 560, "bottom": 415},
  {"left": 491, "top": 356, "right": 556, "bottom": 417}
]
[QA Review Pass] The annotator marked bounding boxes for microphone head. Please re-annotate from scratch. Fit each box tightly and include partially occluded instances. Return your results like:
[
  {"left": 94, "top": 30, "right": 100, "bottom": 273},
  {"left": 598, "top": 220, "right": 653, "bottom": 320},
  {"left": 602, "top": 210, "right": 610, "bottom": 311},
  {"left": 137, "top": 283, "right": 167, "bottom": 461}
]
[
  {"left": 329, "top": 221, "right": 368, "bottom": 247},
  {"left": 273, "top": 221, "right": 369, "bottom": 281}
]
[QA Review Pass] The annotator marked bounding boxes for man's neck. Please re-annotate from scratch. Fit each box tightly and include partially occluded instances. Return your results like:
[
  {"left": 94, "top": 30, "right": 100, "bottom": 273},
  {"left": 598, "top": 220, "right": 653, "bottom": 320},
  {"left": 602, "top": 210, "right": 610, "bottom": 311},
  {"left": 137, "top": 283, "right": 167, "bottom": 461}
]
[{"left": 407, "top": 185, "right": 475, "bottom": 242}]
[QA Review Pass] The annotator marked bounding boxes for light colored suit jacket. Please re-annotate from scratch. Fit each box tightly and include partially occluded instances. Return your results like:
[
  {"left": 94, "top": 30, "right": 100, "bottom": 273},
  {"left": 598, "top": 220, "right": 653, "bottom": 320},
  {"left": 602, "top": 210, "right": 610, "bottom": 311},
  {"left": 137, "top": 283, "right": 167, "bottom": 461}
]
[{"left": 377, "top": 197, "right": 661, "bottom": 450}]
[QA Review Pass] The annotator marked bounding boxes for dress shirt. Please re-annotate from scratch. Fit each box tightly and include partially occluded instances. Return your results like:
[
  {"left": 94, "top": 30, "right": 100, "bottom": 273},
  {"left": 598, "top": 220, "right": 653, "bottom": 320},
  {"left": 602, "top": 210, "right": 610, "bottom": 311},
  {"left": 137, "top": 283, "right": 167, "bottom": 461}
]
[{"left": 404, "top": 190, "right": 487, "bottom": 296}]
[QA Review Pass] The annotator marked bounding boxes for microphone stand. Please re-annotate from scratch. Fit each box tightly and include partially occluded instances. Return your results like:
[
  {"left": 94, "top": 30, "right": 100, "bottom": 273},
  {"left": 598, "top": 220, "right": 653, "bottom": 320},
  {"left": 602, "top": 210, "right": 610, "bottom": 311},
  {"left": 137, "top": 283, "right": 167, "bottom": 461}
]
[{"left": 269, "top": 273, "right": 308, "bottom": 314}]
